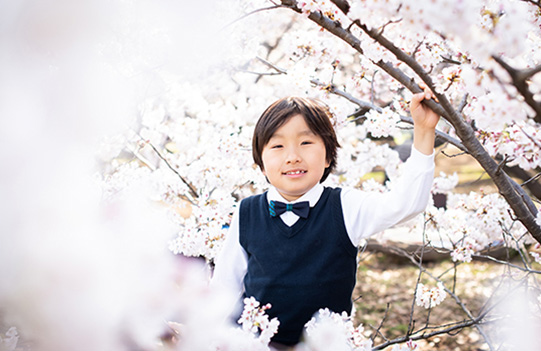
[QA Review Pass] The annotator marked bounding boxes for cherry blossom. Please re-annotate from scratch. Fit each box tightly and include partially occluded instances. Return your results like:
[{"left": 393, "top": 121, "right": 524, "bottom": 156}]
[
  {"left": 416, "top": 282, "right": 447, "bottom": 309},
  {"left": 392, "top": 340, "right": 420, "bottom": 351},
  {"left": 303, "top": 308, "right": 372, "bottom": 351},
  {"left": 364, "top": 107, "right": 401, "bottom": 138},
  {"left": 0, "top": 327, "right": 18, "bottom": 351},
  {"left": 431, "top": 172, "right": 459, "bottom": 195},
  {"left": 237, "top": 297, "right": 280, "bottom": 345},
  {"left": 1, "top": 0, "right": 540, "bottom": 350},
  {"left": 451, "top": 237, "right": 477, "bottom": 263},
  {"left": 530, "top": 243, "right": 541, "bottom": 264}
]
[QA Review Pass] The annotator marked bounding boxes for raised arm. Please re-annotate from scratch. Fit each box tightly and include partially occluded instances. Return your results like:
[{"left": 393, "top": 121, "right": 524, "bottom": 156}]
[
  {"left": 342, "top": 85, "right": 440, "bottom": 246},
  {"left": 410, "top": 85, "right": 441, "bottom": 155}
]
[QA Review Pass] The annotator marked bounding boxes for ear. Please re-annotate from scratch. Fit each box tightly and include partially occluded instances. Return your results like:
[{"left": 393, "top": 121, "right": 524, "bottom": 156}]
[
  {"left": 325, "top": 158, "right": 331, "bottom": 168},
  {"left": 261, "top": 168, "right": 271, "bottom": 184}
]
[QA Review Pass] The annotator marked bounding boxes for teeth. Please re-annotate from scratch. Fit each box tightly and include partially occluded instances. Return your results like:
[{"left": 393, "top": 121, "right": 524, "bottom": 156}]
[{"left": 286, "top": 170, "right": 305, "bottom": 175}]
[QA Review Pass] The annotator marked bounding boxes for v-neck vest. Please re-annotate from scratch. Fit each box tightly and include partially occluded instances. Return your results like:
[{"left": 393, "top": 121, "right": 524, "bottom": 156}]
[{"left": 239, "top": 187, "right": 358, "bottom": 346}]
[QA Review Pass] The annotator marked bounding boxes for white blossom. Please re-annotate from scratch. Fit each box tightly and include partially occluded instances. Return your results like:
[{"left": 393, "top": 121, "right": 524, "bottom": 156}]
[
  {"left": 416, "top": 282, "right": 447, "bottom": 309},
  {"left": 392, "top": 340, "right": 419, "bottom": 351},
  {"left": 432, "top": 172, "right": 459, "bottom": 195},
  {"left": 364, "top": 107, "right": 401, "bottom": 138},
  {"left": 451, "top": 237, "right": 477, "bottom": 263},
  {"left": 302, "top": 308, "right": 372, "bottom": 351},
  {"left": 0, "top": 327, "right": 18, "bottom": 351},
  {"left": 530, "top": 243, "right": 541, "bottom": 264}
]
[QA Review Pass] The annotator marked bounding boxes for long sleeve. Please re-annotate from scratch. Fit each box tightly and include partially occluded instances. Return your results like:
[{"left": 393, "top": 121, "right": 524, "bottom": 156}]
[
  {"left": 342, "top": 145, "right": 435, "bottom": 247},
  {"left": 210, "top": 208, "right": 247, "bottom": 299}
]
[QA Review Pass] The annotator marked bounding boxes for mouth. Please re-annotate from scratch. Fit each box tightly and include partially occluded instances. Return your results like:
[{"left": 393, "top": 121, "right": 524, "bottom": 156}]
[{"left": 283, "top": 170, "right": 307, "bottom": 176}]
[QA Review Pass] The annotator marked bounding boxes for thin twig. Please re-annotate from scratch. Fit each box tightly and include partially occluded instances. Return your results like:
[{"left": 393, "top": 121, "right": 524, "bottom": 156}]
[
  {"left": 387, "top": 244, "right": 496, "bottom": 350},
  {"left": 399, "top": 115, "right": 467, "bottom": 152},
  {"left": 238, "top": 70, "right": 283, "bottom": 76},
  {"left": 372, "top": 316, "right": 494, "bottom": 350},
  {"left": 457, "top": 93, "right": 469, "bottom": 113},
  {"left": 256, "top": 56, "right": 288, "bottom": 74},
  {"left": 222, "top": 5, "right": 285, "bottom": 29},
  {"left": 472, "top": 254, "right": 541, "bottom": 274},
  {"left": 495, "top": 156, "right": 509, "bottom": 176},
  {"left": 441, "top": 150, "right": 468, "bottom": 158},
  {"left": 407, "top": 215, "right": 428, "bottom": 337},
  {"left": 521, "top": 172, "right": 541, "bottom": 188},
  {"left": 310, "top": 78, "right": 382, "bottom": 111},
  {"left": 492, "top": 55, "right": 541, "bottom": 123},
  {"left": 370, "top": 303, "right": 391, "bottom": 343},
  {"left": 144, "top": 139, "right": 199, "bottom": 202},
  {"left": 370, "top": 70, "right": 378, "bottom": 105},
  {"left": 521, "top": 0, "right": 541, "bottom": 9},
  {"left": 279, "top": 0, "right": 541, "bottom": 241}
]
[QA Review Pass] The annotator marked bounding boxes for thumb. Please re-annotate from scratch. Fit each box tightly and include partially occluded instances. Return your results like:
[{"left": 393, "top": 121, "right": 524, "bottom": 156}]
[{"left": 410, "top": 92, "right": 425, "bottom": 111}]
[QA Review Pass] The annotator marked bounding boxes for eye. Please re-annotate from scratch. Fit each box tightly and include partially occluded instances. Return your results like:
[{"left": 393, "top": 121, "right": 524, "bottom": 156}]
[
  {"left": 271, "top": 144, "right": 283, "bottom": 149},
  {"left": 301, "top": 140, "right": 313, "bottom": 145}
]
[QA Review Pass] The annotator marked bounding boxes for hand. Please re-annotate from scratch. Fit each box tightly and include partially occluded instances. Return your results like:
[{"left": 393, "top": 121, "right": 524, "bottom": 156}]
[
  {"left": 410, "top": 83, "right": 440, "bottom": 155},
  {"left": 410, "top": 84, "right": 440, "bottom": 130}
]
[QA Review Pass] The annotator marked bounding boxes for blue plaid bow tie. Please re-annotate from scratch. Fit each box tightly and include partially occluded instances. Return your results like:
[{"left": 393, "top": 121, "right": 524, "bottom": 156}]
[{"left": 269, "top": 200, "right": 310, "bottom": 219}]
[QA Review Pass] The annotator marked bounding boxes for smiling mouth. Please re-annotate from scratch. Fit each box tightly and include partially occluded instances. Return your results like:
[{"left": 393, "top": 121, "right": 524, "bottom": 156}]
[{"left": 284, "top": 170, "right": 307, "bottom": 175}]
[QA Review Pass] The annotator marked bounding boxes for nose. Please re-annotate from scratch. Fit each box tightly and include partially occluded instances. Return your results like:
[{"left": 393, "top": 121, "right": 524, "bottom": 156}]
[{"left": 285, "top": 146, "right": 301, "bottom": 164}]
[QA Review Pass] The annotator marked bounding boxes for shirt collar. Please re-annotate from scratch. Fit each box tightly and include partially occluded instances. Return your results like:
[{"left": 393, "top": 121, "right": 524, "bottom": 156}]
[{"left": 267, "top": 183, "right": 324, "bottom": 208}]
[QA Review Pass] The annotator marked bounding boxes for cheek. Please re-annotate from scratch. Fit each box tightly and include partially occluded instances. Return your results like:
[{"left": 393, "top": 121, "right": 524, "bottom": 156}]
[{"left": 261, "top": 151, "right": 272, "bottom": 174}]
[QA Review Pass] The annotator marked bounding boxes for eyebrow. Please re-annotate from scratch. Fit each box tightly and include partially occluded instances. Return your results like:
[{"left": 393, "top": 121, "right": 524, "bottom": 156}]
[{"left": 270, "top": 129, "right": 316, "bottom": 139}]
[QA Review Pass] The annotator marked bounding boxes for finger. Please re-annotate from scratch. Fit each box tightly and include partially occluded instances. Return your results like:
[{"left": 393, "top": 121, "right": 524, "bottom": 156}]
[
  {"left": 410, "top": 92, "right": 424, "bottom": 109},
  {"left": 411, "top": 92, "right": 424, "bottom": 103},
  {"left": 424, "top": 86, "right": 431, "bottom": 100}
]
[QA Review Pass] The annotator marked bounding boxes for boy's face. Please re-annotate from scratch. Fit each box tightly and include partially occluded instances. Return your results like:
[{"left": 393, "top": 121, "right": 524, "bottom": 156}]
[{"left": 261, "top": 114, "right": 329, "bottom": 202}]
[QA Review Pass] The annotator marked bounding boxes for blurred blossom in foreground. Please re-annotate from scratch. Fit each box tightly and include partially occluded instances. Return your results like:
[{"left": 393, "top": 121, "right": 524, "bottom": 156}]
[
  {"left": 0, "top": 327, "right": 19, "bottom": 351},
  {"left": 0, "top": 0, "right": 235, "bottom": 350},
  {"left": 495, "top": 289, "right": 538, "bottom": 351}
]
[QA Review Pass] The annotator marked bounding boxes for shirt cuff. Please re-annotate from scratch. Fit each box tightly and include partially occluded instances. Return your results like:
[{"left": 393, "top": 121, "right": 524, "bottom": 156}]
[{"left": 409, "top": 145, "right": 435, "bottom": 169}]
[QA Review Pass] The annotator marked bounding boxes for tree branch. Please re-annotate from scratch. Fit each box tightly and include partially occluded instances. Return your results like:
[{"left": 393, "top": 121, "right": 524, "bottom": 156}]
[
  {"left": 372, "top": 316, "right": 494, "bottom": 350},
  {"left": 143, "top": 139, "right": 199, "bottom": 202},
  {"left": 492, "top": 55, "right": 541, "bottom": 123},
  {"left": 399, "top": 116, "right": 467, "bottom": 153},
  {"left": 310, "top": 78, "right": 382, "bottom": 111},
  {"left": 278, "top": 3, "right": 541, "bottom": 243},
  {"left": 309, "top": 77, "right": 468, "bottom": 152},
  {"left": 521, "top": 0, "right": 541, "bottom": 10},
  {"left": 255, "top": 56, "right": 288, "bottom": 74},
  {"left": 223, "top": 5, "right": 286, "bottom": 30},
  {"left": 392, "top": 246, "right": 496, "bottom": 350}
]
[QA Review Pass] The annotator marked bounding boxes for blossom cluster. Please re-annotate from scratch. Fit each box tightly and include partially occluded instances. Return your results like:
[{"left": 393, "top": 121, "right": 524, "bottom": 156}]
[
  {"left": 303, "top": 308, "right": 372, "bottom": 351},
  {"left": 392, "top": 340, "right": 420, "bottom": 351},
  {"left": 451, "top": 237, "right": 477, "bottom": 263},
  {"left": 530, "top": 243, "right": 541, "bottom": 264},
  {"left": 477, "top": 120, "right": 541, "bottom": 170},
  {"left": 420, "top": 189, "right": 533, "bottom": 261},
  {"left": 416, "top": 282, "right": 447, "bottom": 309},
  {"left": 431, "top": 172, "right": 459, "bottom": 195},
  {"left": 465, "top": 93, "right": 527, "bottom": 133},
  {"left": 329, "top": 125, "right": 402, "bottom": 188},
  {"left": 297, "top": 0, "right": 349, "bottom": 24},
  {"left": 0, "top": 327, "right": 18, "bottom": 351},
  {"left": 364, "top": 107, "right": 401, "bottom": 138},
  {"left": 237, "top": 297, "right": 280, "bottom": 345}
]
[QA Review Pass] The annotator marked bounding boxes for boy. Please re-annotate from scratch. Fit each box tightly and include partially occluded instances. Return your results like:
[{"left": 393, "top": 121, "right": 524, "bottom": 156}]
[{"left": 212, "top": 90, "right": 439, "bottom": 348}]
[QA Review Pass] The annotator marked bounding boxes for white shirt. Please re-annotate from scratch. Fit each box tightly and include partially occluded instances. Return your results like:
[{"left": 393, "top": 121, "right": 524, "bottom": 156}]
[{"left": 211, "top": 146, "right": 435, "bottom": 297}]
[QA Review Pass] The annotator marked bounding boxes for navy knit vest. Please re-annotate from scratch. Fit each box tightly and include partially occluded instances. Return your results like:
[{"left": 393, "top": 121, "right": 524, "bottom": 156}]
[{"left": 239, "top": 187, "right": 358, "bottom": 346}]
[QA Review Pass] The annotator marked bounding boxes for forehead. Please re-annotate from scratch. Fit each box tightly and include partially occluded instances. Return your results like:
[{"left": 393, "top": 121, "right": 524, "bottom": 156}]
[{"left": 269, "top": 114, "right": 316, "bottom": 139}]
